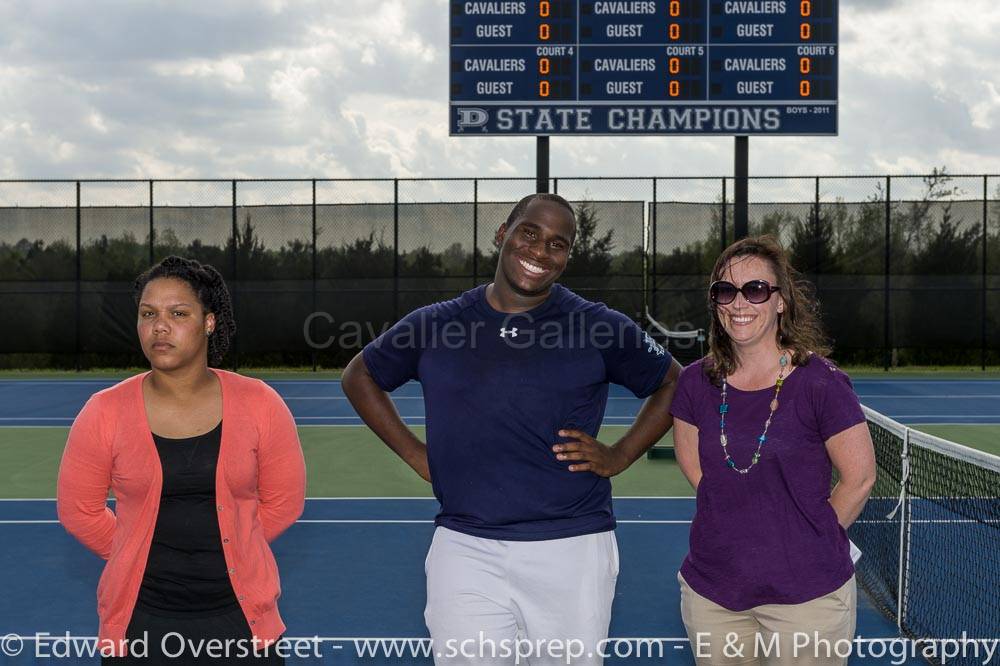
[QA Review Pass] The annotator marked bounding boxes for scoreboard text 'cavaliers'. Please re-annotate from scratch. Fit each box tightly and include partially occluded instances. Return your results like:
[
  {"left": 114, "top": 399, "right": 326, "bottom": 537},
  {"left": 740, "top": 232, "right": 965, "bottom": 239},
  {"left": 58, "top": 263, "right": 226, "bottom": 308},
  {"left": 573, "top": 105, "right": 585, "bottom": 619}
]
[{"left": 449, "top": 1, "right": 838, "bottom": 135}]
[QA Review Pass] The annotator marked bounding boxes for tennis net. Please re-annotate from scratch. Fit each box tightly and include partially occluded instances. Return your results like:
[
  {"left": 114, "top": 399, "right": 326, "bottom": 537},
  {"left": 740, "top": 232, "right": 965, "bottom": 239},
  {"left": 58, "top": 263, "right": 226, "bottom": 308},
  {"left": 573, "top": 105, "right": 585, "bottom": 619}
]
[
  {"left": 645, "top": 312, "right": 705, "bottom": 367},
  {"left": 852, "top": 407, "right": 1000, "bottom": 665}
]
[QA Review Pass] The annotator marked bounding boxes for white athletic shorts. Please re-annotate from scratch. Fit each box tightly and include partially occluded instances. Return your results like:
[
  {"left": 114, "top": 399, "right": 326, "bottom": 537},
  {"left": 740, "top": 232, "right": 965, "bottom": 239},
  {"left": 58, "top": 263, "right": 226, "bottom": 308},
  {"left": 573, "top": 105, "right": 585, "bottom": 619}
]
[{"left": 424, "top": 526, "right": 619, "bottom": 665}]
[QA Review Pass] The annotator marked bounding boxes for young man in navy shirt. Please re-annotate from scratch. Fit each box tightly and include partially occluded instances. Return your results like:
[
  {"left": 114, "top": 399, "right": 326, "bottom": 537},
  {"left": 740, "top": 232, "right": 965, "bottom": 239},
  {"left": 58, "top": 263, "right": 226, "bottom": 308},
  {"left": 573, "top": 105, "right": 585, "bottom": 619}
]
[{"left": 343, "top": 193, "right": 682, "bottom": 664}]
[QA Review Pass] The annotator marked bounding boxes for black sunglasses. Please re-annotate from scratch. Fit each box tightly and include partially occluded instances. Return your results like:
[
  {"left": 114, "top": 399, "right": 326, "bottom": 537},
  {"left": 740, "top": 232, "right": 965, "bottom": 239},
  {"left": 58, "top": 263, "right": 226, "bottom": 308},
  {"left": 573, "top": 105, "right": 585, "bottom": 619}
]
[{"left": 709, "top": 280, "right": 781, "bottom": 305}]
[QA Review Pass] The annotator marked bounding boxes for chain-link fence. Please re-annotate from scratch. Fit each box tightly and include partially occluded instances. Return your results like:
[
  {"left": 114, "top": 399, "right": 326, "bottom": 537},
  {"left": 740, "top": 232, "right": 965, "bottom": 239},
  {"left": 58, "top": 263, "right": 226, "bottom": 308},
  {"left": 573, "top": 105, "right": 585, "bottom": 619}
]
[{"left": 0, "top": 175, "right": 996, "bottom": 369}]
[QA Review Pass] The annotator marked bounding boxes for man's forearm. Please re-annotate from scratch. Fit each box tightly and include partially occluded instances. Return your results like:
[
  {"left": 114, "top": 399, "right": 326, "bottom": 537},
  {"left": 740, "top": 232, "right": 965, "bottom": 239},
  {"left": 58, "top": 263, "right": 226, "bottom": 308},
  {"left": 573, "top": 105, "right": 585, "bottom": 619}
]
[
  {"left": 342, "top": 355, "right": 431, "bottom": 481},
  {"left": 612, "top": 362, "right": 682, "bottom": 466}
]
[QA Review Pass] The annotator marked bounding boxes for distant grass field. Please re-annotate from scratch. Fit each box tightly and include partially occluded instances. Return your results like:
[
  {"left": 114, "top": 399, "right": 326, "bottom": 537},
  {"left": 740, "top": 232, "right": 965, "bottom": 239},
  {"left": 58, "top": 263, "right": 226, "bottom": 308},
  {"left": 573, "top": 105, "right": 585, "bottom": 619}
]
[
  {"left": 3, "top": 367, "right": 997, "bottom": 500},
  {"left": 0, "top": 425, "right": 690, "bottom": 499},
  {"left": 910, "top": 425, "right": 1000, "bottom": 457},
  {"left": 6, "top": 420, "right": 997, "bottom": 501}
]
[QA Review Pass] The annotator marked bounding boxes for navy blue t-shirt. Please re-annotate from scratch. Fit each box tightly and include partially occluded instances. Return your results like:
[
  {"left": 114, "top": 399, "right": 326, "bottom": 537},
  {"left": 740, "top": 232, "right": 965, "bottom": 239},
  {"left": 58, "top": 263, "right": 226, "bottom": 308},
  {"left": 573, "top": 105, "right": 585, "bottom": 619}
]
[{"left": 362, "top": 284, "right": 672, "bottom": 540}]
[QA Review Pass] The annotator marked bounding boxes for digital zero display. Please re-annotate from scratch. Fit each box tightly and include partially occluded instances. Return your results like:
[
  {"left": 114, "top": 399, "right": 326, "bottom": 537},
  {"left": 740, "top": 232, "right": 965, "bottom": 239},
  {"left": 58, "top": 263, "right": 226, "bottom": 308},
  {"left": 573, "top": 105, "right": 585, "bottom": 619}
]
[{"left": 449, "top": 1, "right": 838, "bottom": 135}]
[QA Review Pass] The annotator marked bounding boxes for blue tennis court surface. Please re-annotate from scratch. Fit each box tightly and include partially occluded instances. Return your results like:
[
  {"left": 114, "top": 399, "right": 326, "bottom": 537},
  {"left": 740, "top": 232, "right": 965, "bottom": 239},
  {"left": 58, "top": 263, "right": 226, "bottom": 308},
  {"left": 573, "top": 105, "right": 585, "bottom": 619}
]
[
  {"left": 2, "top": 377, "right": 999, "bottom": 426},
  {"left": 0, "top": 498, "right": 919, "bottom": 664},
  {"left": 1, "top": 376, "right": 993, "bottom": 664}
]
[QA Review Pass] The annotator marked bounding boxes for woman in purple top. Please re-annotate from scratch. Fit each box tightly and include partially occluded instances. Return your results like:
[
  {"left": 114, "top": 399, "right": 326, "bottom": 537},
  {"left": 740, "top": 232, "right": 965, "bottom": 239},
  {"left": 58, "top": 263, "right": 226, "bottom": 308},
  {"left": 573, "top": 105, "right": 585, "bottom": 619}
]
[{"left": 670, "top": 236, "right": 876, "bottom": 665}]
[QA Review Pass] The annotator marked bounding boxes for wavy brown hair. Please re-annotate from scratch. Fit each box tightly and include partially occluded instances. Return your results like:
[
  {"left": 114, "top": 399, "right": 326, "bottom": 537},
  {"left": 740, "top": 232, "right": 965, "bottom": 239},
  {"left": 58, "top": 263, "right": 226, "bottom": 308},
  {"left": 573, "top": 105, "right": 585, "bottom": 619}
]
[{"left": 705, "top": 235, "right": 830, "bottom": 383}]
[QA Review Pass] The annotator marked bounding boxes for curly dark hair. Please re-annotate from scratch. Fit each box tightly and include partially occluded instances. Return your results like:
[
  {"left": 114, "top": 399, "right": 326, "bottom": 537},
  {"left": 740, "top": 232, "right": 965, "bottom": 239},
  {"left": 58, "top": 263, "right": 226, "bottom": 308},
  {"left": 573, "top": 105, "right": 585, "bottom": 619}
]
[
  {"left": 706, "top": 235, "right": 831, "bottom": 384},
  {"left": 133, "top": 256, "right": 236, "bottom": 367}
]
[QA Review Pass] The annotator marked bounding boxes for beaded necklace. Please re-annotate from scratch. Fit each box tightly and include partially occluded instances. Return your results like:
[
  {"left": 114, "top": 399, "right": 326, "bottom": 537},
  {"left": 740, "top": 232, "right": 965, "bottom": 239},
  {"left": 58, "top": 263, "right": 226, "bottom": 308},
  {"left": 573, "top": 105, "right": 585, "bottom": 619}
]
[{"left": 719, "top": 354, "right": 788, "bottom": 474}]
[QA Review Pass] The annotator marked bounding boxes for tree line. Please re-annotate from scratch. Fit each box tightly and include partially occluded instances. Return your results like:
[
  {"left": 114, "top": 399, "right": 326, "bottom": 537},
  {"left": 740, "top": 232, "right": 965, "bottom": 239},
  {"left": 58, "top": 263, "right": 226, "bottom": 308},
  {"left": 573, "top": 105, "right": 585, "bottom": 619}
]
[{"left": 1, "top": 172, "right": 997, "bottom": 367}]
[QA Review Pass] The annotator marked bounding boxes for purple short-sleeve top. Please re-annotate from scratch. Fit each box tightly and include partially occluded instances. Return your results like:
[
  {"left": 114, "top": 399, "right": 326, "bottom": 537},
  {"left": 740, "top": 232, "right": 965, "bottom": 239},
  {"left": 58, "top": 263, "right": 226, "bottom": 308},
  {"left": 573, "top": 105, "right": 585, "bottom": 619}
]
[{"left": 670, "top": 354, "right": 866, "bottom": 611}]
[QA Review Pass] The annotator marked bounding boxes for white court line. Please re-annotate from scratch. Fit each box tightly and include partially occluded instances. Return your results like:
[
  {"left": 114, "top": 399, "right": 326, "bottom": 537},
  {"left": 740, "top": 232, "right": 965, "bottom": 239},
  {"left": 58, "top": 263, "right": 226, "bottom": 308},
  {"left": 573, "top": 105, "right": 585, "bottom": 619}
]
[
  {"left": 0, "top": 423, "right": 438, "bottom": 428},
  {"left": 298, "top": 496, "right": 695, "bottom": 500},
  {"left": 264, "top": 380, "right": 345, "bottom": 384},
  {"left": 282, "top": 396, "right": 643, "bottom": 401},
  {"left": 295, "top": 416, "right": 423, "bottom": 420},
  {"left": 7, "top": 391, "right": 999, "bottom": 401},
  {"left": 857, "top": 519, "right": 1000, "bottom": 525},
  {"left": 3, "top": 378, "right": 996, "bottom": 384},
  {"left": 8, "top": 380, "right": 992, "bottom": 392},
  {"left": 291, "top": 416, "right": 643, "bottom": 422},
  {"left": 874, "top": 415, "right": 1000, "bottom": 419},
  {"left": 855, "top": 380, "right": 1000, "bottom": 384},
  {"left": 299, "top": 519, "right": 694, "bottom": 524},
  {"left": 858, "top": 392, "right": 1000, "bottom": 400},
  {"left": 8, "top": 518, "right": 993, "bottom": 526},
  {"left": 1, "top": 519, "right": 693, "bottom": 525},
  {"left": 0, "top": 380, "right": 348, "bottom": 385},
  {"left": 3, "top": 422, "right": 998, "bottom": 430},
  {"left": 298, "top": 520, "right": 431, "bottom": 524},
  {"left": 0, "top": 418, "right": 647, "bottom": 424},
  {"left": 0, "top": 496, "right": 696, "bottom": 502},
  {"left": 0, "top": 381, "right": 123, "bottom": 385},
  {"left": 912, "top": 422, "right": 999, "bottom": 427},
  {"left": 285, "top": 396, "right": 412, "bottom": 400},
  {"left": 5, "top": 412, "right": 996, "bottom": 422},
  {"left": 284, "top": 394, "right": 1000, "bottom": 400},
  {"left": 310, "top": 424, "right": 428, "bottom": 428}
]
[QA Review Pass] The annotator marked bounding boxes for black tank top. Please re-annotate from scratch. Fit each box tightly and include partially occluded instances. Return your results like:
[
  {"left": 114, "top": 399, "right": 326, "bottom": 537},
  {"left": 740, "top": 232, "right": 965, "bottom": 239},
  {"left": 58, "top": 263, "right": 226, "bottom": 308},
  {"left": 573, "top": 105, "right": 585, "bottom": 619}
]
[{"left": 137, "top": 421, "right": 239, "bottom": 616}]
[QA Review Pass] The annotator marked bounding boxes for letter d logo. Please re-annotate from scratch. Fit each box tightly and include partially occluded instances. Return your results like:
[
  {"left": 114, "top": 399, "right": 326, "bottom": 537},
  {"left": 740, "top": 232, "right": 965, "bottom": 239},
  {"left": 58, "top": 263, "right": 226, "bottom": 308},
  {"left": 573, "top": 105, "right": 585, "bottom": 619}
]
[{"left": 457, "top": 107, "right": 489, "bottom": 132}]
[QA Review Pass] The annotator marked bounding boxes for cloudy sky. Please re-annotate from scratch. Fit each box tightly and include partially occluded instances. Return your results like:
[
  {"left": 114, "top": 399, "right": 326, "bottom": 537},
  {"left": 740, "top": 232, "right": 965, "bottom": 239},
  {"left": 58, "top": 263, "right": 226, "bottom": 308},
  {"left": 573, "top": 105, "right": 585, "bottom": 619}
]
[{"left": 1, "top": 0, "right": 999, "bottom": 180}]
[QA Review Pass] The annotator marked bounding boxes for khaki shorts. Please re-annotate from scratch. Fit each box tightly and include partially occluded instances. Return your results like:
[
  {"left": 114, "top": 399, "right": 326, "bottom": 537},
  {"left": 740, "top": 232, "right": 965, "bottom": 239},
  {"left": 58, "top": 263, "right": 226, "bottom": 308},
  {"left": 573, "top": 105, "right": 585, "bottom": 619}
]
[{"left": 678, "top": 572, "right": 857, "bottom": 665}]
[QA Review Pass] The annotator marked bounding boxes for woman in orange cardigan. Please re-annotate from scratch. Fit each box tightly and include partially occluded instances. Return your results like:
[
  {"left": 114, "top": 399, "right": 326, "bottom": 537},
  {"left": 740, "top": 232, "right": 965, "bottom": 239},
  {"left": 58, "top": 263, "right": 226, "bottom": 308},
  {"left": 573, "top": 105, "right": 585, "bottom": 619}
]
[{"left": 57, "top": 256, "right": 306, "bottom": 664}]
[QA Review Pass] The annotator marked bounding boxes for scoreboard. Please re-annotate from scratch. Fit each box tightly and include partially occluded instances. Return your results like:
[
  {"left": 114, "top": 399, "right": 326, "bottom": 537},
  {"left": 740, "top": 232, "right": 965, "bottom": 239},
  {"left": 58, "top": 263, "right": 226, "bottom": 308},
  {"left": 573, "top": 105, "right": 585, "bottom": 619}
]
[{"left": 449, "top": 0, "right": 837, "bottom": 135}]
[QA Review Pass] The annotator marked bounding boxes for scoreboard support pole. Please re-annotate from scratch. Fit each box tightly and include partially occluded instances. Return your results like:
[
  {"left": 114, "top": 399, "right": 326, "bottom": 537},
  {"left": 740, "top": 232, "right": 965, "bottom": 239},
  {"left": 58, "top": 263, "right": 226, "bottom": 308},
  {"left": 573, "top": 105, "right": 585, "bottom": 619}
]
[
  {"left": 734, "top": 135, "right": 749, "bottom": 240},
  {"left": 536, "top": 136, "right": 550, "bottom": 194}
]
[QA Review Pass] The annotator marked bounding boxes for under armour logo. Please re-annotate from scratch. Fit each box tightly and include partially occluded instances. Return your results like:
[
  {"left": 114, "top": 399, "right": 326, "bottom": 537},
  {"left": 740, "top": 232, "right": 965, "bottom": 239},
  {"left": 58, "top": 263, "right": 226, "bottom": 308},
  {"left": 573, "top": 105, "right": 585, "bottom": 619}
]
[
  {"left": 643, "top": 331, "right": 665, "bottom": 357},
  {"left": 500, "top": 327, "right": 518, "bottom": 338}
]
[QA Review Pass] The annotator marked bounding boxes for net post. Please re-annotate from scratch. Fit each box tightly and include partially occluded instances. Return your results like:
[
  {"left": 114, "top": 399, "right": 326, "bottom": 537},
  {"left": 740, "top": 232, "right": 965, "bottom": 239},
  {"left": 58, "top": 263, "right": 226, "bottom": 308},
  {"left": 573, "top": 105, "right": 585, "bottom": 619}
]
[
  {"left": 983, "top": 175, "right": 988, "bottom": 371},
  {"left": 472, "top": 179, "right": 479, "bottom": 289},
  {"left": 311, "top": 178, "right": 317, "bottom": 373},
  {"left": 472, "top": 178, "right": 479, "bottom": 289},
  {"left": 720, "top": 177, "right": 728, "bottom": 252},
  {"left": 230, "top": 179, "right": 239, "bottom": 372},
  {"left": 643, "top": 179, "right": 652, "bottom": 320},
  {"left": 148, "top": 180, "right": 154, "bottom": 267},
  {"left": 883, "top": 175, "right": 891, "bottom": 371},
  {"left": 536, "top": 136, "right": 549, "bottom": 194},
  {"left": 895, "top": 425, "right": 911, "bottom": 631},
  {"left": 75, "top": 181, "right": 82, "bottom": 372},
  {"left": 651, "top": 178, "right": 658, "bottom": 319},
  {"left": 813, "top": 176, "right": 820, "bottom": 275},
  {"left": 393, "top": 178, "right": 399, "bottom": 322},
  {"left": 734, "top": 136, "right": 748, "bottom": 239}
]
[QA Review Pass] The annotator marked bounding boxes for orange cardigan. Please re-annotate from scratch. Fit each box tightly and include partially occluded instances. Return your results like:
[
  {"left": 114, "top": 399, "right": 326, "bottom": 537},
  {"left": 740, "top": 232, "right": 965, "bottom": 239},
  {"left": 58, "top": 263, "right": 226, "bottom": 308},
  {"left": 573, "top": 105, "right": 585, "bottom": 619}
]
[{"left": 57, "top": 369, "right": 306, "bottom": 656}]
